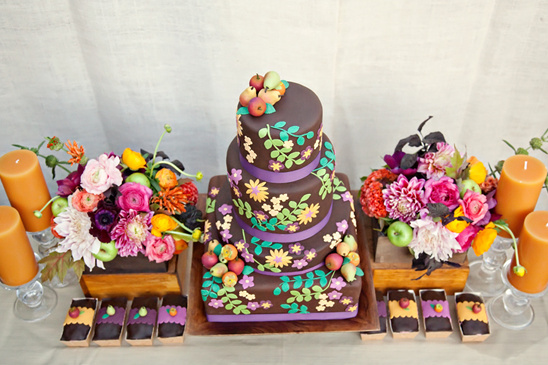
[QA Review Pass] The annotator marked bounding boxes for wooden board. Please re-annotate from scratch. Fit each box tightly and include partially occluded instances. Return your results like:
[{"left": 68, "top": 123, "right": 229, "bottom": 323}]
[
  {"left": 361, "top": 212, "right": 470, "bottom": 295},
  {"left": 186, "top": 193, "right": 379, "bottom": 336}
]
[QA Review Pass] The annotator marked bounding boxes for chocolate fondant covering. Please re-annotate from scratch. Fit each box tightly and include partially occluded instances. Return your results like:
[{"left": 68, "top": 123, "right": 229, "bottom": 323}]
[
  {"left": 456, "top": 293, "right": 489, "bottom": 335},
  {"left": 367, "top": 291, "right": 387, "bottom": 334},
  {"left": 388, "top": 290, "right": 419, "bottom": 333},
  {"left": 126, "top": 297, "right": 158, "bottom": 340},
  {"left": 92, "top": 297, "right": 127, "bottom": 341},
  {"left": 420, "top": 290, "right": 452, "bottom": 332},
  {"left": 158, "top": 295, "right": 187, "bottom": 338},
  {"left": 60, "top": 298, "right": 97, "bottom": 341},
  {"left": 237, "top": 82, "right": 322, "bottom": 173}
]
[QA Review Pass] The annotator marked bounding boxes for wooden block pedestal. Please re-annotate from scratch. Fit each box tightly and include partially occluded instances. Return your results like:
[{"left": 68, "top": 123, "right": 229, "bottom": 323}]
[{"left": 361, "top": 213, "right": 470, "bottom": 295}]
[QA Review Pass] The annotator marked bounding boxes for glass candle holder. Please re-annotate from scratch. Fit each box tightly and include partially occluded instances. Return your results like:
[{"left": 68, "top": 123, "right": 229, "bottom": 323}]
[
  {"left": 29, "top": 227, "right": 58, "bottom": 257},
  {"left": 466, "top": 235, "right": 513, "bottom": 297},
  {"left": 0, "top": 253, "right": 58, "bottom": 322},
  {"left": 488, "top": 261, "right": 547, "bottom": 330}
]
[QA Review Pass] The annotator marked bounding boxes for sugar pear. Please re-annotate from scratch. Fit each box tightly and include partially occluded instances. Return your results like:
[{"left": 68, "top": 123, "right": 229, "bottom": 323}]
[
  {"left": 258, "top": 88, "right": 281, "bottom": 105},
  {"left": 239, "top": 86, "right": 257, "bottom": 107},
  {"left": 336, "top": 241, "right": 350, "bottom": 257},
  {"left": 343, "top": 234, "right": 358, "bottom": 252},
  {"left": 263, "top": 71, "right": 281, "bottom": 90},
  {"left": 341, "top": 263, "right": 357, "bottom": 282},
  {"left": 210, "top": 262, "right": 228, "bottom": 278}
]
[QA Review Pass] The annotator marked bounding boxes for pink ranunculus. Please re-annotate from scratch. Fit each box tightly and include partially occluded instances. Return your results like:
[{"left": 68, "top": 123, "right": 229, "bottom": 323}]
[
  {"left": 460, "top": 190, "right": 488, "bottom": 224},
  {"left": 455, "top": 224, "right": 480, "bottom": 252},
  {"left": 71, "top": 189, "right": 104, "bottom": 213},
  {"left": 423, "top": 176, "right": 460, "bottom": 210},
  {"left": 116, "top": 182, "right": 153, "bottom": 212},
  {"left": 144, "top": 234, "right": 175, "bottom": 263},
  {"left": 80, "top": 154, "right": 123, "bottom": 194}
]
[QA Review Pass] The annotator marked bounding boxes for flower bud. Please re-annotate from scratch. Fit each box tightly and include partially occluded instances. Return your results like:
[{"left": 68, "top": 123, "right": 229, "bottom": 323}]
[
  {"left": 495, "top": 160, "right": 504, "bottom": 173},
  {"left": 529, "top": 137, "right": 543, "bottom": 150},
  {"left": 164, "top": 124, "right": 172, "bottom": 133},
  {"left": 516, "top": 147, "right": 529, "bottom": 155},
  {"left": 196, "top": 171, "right": 203, "bottom": 181},
  {"left": 45, "top": 155, "right": 59, "bottom": 168},
  {"left": 46, "top": 136, "right": 64, "bottom": 151},
  {"left": 513, "top": 265, "right": 526, "bottom": 277}
]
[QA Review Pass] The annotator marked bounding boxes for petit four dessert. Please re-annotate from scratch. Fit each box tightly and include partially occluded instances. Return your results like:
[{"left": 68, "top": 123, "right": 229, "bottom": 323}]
[
  {"left": 60, "top": 298, "right": 97, "bottom": 347},
  {"left": 455, "top": 292, "right": 490, "bottom": 342},
  {"left": 157, "top": 294, "right": 187, "bottom": 344},
  {"left": 419, "top": 289, "right": 453, "bottom": 338},
  {"left": 387, "top": 290, "right": 419, "bottom": 339},
  {"left": 92, "top": 297, "right": 128, "bottom": 346},
  {"left": 361, "top": 290, "right": 387, "bottom": 340},
  {"left": 126, "top": 296, "right": 158, "bottom": 346}
]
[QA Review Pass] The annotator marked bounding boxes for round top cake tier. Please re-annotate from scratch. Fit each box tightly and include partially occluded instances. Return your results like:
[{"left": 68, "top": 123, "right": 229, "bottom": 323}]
[{"left": 236, "top": 82, "right": 323, "bottom": 178}]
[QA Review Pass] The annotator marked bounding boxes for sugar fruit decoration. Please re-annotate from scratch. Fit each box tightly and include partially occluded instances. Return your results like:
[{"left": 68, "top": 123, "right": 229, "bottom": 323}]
[
  {"left": 202, "top": 241, "right": 250, "bottom": 288},
  {"left": 324, "top": 234, "right": 362, "bottom": 282},
  {"left": 237, "top": 71, "right": 289, "bottom": 117}
]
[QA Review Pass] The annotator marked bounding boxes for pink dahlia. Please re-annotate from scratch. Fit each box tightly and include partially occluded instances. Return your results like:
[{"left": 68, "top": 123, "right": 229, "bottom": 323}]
[
  {"left": 417, "top": 142, "right": 455, "bottom": 180},
  {"left": 382, "top": 175, "right": 426, "bottom": 223},
  {"left": 110, "top": 209, "right": 153, "bottom": 256}
]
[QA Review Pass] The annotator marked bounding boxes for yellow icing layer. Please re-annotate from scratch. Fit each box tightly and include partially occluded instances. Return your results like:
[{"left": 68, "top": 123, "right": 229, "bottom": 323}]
[
  {"left": 63, "top": 307, "right": 95, "bottom": 326},
  {"left": 388, "top": 300, "right": 418, "bottom": 319},
  {"left": 456, "top": 301, "right": 488, "bottom": 323}
]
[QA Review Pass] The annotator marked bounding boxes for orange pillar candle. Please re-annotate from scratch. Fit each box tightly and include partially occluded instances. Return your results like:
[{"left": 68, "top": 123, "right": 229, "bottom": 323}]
[
  {"left": 0, "top": 206, "right": 39, "bottom": 286},
  {"left": 507, "top": 211, "right": 548, "bottom": 294},
  {"left": 0, "top": 150, "right": 52, "bottom": 232},
  {"left": 494, "top": 155, "right": 547, "bottom": 238}
]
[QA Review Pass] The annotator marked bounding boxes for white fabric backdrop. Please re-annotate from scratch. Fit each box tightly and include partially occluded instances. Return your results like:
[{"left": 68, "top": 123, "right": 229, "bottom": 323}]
[{"left": 1, "top": 0, "right": 547, "bottom": 209}]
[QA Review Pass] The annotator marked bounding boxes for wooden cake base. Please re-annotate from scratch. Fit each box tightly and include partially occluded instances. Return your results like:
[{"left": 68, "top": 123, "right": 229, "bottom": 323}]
[
  {"left": 362, "top": 213, "right": 470, "bottom": 295},
  {"left": 186, "top": 193, "right": 379, "bottom": 336}
]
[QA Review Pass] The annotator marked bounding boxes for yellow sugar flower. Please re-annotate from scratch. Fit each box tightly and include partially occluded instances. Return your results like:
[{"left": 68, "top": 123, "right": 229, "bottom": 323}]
[
  {"left": 245, "top": 179, "right": 269, "bottom": 202},
  {"left": 265, "top": 249, "right": 292, "bottom": 269},
  {"left": 297, "top": 203, "right": 320, "bottom": 225},
  {"left": 468, "top": 156, "right": 487, "bottom": 185},
  {"left": 445, "top": 206, "right": 470, "bottom": 234},
  {"left": 122, "top": 148, "right": 147, "bottom": 171},
  {"left": 471, "top": 222, "right": 497, "bottom": 256}
]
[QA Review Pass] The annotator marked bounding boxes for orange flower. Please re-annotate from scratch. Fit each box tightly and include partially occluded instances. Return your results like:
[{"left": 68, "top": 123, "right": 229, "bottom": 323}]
[
  {"left": 151, "top": 186, "right": 188, "bottom": 214},
  {"left": 155, "top": 168, "right": 178, "bottom": 189},
  {"left": 445, "top": 206, "right": 470, "bottom": 234},
  {"left": 65, "top": 140, "right": 85, "bottom": 165},
  {"left": 471, "top": 222, "right": 497, "bottom": 256},
  {"left": 122, "top": 148, "right": 146, "bottom": 171},
  {"left": 467, "top": 156, "right": 487, "bottom": 185}
]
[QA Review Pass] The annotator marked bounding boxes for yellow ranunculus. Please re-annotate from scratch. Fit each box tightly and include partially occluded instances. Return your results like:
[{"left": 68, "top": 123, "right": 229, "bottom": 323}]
[
  {"left": 122, "top": 148, "right": 146, "bottom": 171},
  {"left": 151, "top": 214, "right": 178, "bottom": 237},
  {"left": 468, "top": 156, "right": 487, "bottom": 185},
  {"left": 471, "top": 222, "right": 497, "bottom": 256},
  {"left": 155, "top": 168, "right": 178, "bottom": 189},
  {"left": 445, "top": 206, "right": 469, "bottom": 233}
]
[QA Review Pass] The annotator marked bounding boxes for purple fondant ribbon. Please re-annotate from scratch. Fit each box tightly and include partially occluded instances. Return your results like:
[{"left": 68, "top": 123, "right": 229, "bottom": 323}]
[
  {"left": 158, "top": 306, "right": 187, "bottom": 325},
  {"left": 377, "top": 301, "right": 387, "bottom": 318},
  {"left": 239, "top": 151, "right": 321, "bottom": 184},
  {"left": 95, "top": 306, "right": 126, "bottom": 325},
  {"left": 207, "top": 308, "right": 358, "bottom": 323},
  {"left": 258, "top": 262, "right": 324, "bottom": 277},
  {"left": 421, "top": 300, "right": 451, "bottom": 318},
  {"left": 127, "top": 308, "right": 157, "bottom": 326},
  {"left": 234, "top": 202, "right": 333, "bottom": 243}
]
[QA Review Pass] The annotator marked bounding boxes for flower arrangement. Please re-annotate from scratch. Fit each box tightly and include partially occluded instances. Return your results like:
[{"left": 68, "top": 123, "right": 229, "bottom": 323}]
[
  {"left": 359, "top": 117, "right": 506, "bottom": 276},
  {"left": 15, "top": 125, "right": 204, "bottom": 283}
]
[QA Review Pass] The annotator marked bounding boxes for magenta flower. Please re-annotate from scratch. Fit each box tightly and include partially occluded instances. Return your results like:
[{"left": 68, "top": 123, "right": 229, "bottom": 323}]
[
  {"left": 341, "top": 191, "right": 353, "bottom": 202},
  {"left": 110, "top": 209, "right": 153, "bottom": 256},
  {"left": 56, "top": 164, "right": 84, "bottom": 197},
  {"left": 239, "top": 274, "right": 254, "bottom": 289},
  {"left": 417, "top": 142, "right": 455, "bottom": 180},
  {"left": 241, "top": 251, "right": 254, "bottom": 263},
  {"left": 291, "top": 259, "right": 308, "bottom": 269},
  {"left": 218, "top": 204, "right": 233, "bottom": 216},
  {"left": 383, "top": 175, "right": 426, "bottom": 223},
  {"left": 116, "top": 182, "right": 153, "bottom": 212},
  {"left": 328, "top": 291, "right": 342, "bottom": 300},
  {"left": 209, "top": 299, "right": 224, "bottom": 309},
  {"left": 456, "top": 224, "right": 480, "bottom": 252},
  {"left": 423, "top": 176, "right": 460, "bottom": 210},
  {"left": 144, "top": 234, "right": 175, "bottom": 263},
  {"left": 336, "top": 219, "right": 348, "bottom": 233},
  {"left": 247, "top": 302, "right": 260, "bottom": 311},
  {"left": 330, "top": 276, "right": 347, "bottom": 291},
  {"left": 220, "top": 229, "right": 232, "bottom": 243},
  {"left": 384, "top": 151, "right": 417, "bottom": 176},
  {"left": 228, "top": 168, "right": 242, "bottom": 186},
  {"left": 460, "top": 190, "right": 488, "bottom": 224}
]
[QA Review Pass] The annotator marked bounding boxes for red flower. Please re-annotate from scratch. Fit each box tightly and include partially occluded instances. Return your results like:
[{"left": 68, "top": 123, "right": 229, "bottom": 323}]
[{"left": 359, "top": 169, "right": 397, "bottom": 218}]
